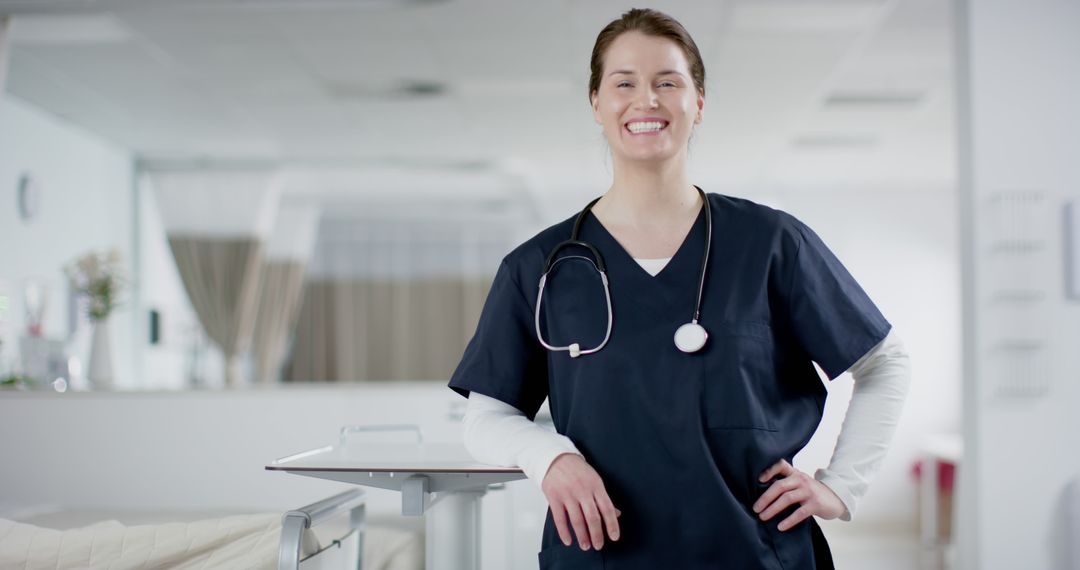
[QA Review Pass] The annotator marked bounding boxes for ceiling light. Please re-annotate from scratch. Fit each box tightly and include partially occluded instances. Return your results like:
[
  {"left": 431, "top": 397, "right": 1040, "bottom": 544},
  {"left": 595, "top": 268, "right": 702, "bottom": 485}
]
[
  {"left": 824, "top": 90, "right": 924, "bottom": 107},
  {"left": 791, "top": 134, "right": 879, "bottom": 148}
]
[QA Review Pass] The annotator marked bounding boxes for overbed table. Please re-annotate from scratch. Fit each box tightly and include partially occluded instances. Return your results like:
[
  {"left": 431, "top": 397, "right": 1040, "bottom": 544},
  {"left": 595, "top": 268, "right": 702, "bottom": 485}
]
[{"left": 267, "top": 427, "right": 526, "bottom": 570}]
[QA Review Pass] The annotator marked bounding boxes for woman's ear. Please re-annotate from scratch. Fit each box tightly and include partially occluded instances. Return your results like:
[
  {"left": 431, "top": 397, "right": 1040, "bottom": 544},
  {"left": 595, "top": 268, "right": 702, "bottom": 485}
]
[
  {"left": 695, "top": 89, "right": 705, "bottom": 124},
  {"left": 591, "top": 92, "right": 602, "bottom": 125}
]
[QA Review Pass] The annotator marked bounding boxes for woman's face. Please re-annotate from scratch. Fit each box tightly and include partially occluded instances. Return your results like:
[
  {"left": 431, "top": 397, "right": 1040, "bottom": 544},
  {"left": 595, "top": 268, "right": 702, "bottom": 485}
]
[{"left": 591, "top": 31, "right": 704, "bottom": 165}]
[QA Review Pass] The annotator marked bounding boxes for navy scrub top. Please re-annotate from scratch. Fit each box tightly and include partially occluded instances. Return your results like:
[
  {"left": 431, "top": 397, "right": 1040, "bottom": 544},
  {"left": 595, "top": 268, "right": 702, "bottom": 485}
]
[{"left": 448, "top": 190, "right": 892, "bottom": 570}]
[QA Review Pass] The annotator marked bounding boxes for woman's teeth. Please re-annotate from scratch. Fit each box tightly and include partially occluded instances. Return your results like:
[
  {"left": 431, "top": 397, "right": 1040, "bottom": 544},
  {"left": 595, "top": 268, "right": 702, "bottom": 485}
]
[{"left": 627, "top": 121, "right": 667, "bottom": 134}]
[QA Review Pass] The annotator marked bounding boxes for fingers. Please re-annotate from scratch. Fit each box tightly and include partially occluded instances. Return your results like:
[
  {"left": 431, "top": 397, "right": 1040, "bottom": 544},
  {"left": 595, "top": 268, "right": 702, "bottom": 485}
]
[
  {"left": 550, "top": 503, "right": 574, "bottom": 547},
  {"left": 560, "top": 490, "right": 620, "bottom": 550},
  {"left": 753, "top": 473, "right": 795, "bottom": 516},
  {"left": 542, "top": 455, "right": 621, "bottom": 551},
  {"left": 757, "top": 485, "right": 810, "bottom": 522},
  {"left": 753, "top": 461, "right": 827, "bottom": 532},
  {"left": 778, "top": 505, "right": 812, "bottom": 532},
  {"left": 758, "top": 458, "right": 793, "bottom": 484},
  {"left": 565, "top": 501, "right": 592, "bottom": 550},
  {"left": 581, "top": 497, "right": 606, "bottom": 550},
  {"left": 595, "top": 491, "right": 622, "bottom": 542}
]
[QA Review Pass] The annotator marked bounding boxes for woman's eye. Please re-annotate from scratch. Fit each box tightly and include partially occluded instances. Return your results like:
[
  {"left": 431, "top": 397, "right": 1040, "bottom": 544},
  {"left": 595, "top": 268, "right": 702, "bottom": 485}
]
[
  {"left": 617, "top": 82, "right": 632, "bottom": 88},
  {"left": 660, "top": 81, "right": 677, "bottom": 88}
]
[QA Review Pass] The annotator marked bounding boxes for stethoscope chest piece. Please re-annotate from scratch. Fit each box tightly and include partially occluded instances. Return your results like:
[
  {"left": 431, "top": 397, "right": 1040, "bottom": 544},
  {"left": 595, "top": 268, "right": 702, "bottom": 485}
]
[{"left": 674, "top": 322, "right": 708, "bottom": 353}]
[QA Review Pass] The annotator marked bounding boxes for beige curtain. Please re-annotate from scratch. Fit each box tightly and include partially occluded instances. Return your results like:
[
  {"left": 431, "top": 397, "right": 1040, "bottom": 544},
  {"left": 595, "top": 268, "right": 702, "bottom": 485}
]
[
  {"left": 251, "top": 260, "right": 307, "bottom": 383},
  {"left": 168, "top": 236, "right": 263, "bottom": 386},
  {"left": 285, "top": 275, "right": 493, "bottom": 382}
]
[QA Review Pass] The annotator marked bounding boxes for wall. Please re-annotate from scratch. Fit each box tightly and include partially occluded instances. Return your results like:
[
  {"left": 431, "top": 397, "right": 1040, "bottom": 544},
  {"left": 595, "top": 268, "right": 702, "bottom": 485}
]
[
  {"left": 0, "top": 94, "right": 135, "bottom": 388},
  {"left": 957, "top": 0, "right": 1080, "bottom": 568}
]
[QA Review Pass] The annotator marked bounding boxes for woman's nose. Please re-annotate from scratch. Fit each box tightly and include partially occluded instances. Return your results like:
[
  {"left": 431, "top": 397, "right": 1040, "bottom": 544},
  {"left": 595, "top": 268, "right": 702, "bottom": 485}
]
[{"left": 635, "top": 86, "right": 659, "bottom": 109}]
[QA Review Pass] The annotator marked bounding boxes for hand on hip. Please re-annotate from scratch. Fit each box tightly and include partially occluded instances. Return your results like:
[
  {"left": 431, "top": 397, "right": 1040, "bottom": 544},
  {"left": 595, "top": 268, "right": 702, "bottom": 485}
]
[{"left": 753, "top": 458, "right": 847, "bottom": 531}]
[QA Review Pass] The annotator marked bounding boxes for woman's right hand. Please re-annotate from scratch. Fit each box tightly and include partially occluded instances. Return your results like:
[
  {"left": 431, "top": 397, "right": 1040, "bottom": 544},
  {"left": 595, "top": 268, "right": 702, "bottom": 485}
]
[{"left": 541, "top": 452, "right": 622, "bottom": 551}]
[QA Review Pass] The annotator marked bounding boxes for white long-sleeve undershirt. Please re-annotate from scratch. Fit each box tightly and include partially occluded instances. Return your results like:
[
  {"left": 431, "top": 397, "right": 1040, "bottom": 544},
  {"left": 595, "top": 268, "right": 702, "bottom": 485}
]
[{"left": 460, "top": 256, "right": 910, "bottom": 523}]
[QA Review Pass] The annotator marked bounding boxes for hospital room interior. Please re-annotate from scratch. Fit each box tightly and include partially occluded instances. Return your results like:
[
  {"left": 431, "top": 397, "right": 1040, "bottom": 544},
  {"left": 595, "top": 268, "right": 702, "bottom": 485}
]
[{"left": 0, "top": 0, "right": 1077, "bottom": 568}]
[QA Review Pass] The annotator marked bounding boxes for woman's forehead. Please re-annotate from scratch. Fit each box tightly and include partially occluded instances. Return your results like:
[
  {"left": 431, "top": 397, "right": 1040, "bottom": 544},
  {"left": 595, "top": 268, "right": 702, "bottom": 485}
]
[{"left": 603, "top": 33, "right": 690, "bottom": 74}]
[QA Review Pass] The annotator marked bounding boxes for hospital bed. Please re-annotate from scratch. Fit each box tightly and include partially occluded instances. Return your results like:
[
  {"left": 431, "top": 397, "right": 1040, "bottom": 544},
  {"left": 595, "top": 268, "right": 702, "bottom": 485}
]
[{"left": 0, "top": 488, "right": 424, "bottom": 569}]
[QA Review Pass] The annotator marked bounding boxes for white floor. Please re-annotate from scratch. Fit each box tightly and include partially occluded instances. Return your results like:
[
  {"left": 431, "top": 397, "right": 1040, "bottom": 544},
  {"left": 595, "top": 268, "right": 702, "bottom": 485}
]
[{"left": 822, "top": 521, "right": 952, "bottom": 570}]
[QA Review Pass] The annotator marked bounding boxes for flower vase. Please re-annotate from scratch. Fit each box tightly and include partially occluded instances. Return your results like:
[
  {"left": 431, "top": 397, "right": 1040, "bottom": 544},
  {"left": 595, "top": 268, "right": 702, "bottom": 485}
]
[{"left": 88, "top": 319, "right": 114, "bottom": 389}]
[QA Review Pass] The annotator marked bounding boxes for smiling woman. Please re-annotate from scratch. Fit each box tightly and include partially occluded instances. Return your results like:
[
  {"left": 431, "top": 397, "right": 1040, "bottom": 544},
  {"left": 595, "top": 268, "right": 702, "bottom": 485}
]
[
  {"left": 588, "top": 20, "right": 704, "bottom": 170},
  {"left": 448, "top": 7, "right": 911, "bottom": 570}
]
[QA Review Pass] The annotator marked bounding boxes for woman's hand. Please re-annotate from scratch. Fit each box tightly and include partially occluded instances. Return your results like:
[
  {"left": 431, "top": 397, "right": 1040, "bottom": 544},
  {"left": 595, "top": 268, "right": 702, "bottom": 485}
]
[
  {"left": 753, "top": 459, "right": 847, "bottom": 531},
  {"left": 541, "top": 452, "right": 622, "bottom": 551}
]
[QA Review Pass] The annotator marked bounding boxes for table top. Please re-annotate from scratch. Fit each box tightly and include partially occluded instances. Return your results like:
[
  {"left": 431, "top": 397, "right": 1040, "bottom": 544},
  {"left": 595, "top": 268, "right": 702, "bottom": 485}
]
[{"left": 266, "top": 442, "right": 524, "bottom": 474}]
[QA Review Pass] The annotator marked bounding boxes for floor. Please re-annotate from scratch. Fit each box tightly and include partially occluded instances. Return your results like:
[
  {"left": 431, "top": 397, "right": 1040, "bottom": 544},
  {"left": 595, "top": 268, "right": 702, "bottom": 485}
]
[{"left": 822, "top": 521, "right": 954, "bottom": 570}]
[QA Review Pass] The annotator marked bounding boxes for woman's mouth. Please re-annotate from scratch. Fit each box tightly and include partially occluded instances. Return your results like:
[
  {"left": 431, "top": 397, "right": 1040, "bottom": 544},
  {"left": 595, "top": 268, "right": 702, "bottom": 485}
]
[{"left": 625, "top": 120, "right": 669, "bottom": 135}]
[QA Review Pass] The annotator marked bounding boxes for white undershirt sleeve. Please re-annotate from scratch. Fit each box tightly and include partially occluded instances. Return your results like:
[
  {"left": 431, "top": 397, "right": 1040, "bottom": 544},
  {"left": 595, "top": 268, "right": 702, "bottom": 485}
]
[
  {"left": 462, "top": 392, "right": 583, "bottom": 492},
  {"left": 813, "top": 328, "right": 912, "bottom": 522}
]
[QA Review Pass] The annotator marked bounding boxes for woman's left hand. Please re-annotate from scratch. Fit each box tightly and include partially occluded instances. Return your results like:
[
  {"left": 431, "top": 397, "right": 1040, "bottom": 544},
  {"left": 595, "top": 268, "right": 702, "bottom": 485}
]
[{"left": 752, "top": 459, "right": 847, "bottom": 531}]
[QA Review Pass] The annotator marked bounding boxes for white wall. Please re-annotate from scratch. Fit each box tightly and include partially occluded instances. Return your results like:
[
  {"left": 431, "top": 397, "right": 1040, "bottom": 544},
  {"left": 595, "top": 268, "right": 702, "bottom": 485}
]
[
  {"left": 0, "top": 94, "right": 135, "bottom": 387},
  {"left": 958, "top": 0, "right": 1080, "bottom": 568}
]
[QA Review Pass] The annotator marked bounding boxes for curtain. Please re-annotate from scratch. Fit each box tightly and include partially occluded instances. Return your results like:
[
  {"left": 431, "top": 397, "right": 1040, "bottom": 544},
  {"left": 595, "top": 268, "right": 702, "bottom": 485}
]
[
  {"left": 168, "top": 236, "right": 262, "bottom": 386},
  {"left": 285, "top": 275, "right": 493, "bottom": 382},
  {"left": 250, "top": 260, "right": 307, "bottom": 383}
]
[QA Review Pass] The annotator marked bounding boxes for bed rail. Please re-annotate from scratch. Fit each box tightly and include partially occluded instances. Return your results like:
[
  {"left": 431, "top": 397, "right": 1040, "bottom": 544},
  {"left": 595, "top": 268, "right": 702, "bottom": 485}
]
[{"left": 279, "top": 488, "right": 367, "bottom": 570}]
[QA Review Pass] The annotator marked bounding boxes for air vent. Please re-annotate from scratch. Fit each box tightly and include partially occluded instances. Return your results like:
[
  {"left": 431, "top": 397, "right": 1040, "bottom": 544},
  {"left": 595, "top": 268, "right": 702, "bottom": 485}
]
[{"left": 323, "top": 79, "right": 448, "bottom": 101}]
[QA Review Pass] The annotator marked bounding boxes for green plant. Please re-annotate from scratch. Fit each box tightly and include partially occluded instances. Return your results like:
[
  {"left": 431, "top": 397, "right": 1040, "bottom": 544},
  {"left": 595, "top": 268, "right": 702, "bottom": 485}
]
[
  {"left": 0, "top": 374, "right": 35, "bottom": 388},
  {"left": 65, "top": 249, "right": 125, "bottom": 322}
]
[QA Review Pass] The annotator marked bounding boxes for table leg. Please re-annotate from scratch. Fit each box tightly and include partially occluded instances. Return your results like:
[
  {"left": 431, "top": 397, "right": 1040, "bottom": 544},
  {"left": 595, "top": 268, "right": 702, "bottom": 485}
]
[{"left": 424, "top": 490, "right": 486, "bottom": 570}]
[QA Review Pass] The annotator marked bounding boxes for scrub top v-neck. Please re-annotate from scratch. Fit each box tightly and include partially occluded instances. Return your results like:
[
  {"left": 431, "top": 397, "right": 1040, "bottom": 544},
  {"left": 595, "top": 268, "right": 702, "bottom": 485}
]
[{"left": 449, "top": 191, "right": 891, "bottom": 570}]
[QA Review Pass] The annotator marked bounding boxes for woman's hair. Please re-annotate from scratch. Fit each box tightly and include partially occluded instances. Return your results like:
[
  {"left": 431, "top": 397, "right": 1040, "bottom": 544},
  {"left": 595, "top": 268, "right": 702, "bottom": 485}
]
[{"left": 588, "top": 8, "right": 706, "bottom": 104}]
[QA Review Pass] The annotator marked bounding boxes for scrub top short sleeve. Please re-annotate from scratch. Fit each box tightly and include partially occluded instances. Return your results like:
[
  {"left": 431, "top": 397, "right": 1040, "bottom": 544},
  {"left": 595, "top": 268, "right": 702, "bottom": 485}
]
[
  {"left": 449, "top": 257, "right": 549, "bottom": 421},
  {"left": 780, "top": 214, "right": 892, "bottom": 380}
]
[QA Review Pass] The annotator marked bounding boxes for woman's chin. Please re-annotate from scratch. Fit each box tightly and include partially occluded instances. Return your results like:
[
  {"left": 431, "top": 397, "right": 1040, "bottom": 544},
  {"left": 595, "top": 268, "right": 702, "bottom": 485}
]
[{"left": 615, "top": 148, "right": 682, "bottom": 164}]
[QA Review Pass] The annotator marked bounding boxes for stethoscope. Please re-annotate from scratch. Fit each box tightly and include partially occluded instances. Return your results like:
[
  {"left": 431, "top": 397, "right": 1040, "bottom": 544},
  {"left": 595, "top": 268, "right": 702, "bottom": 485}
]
[{"left": 535, "top": 185, "right": 712, "bottom": 358}]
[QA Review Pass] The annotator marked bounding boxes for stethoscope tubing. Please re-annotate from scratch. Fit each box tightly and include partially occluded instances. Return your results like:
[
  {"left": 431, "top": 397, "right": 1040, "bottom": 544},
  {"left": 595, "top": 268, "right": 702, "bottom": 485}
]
[{"left": 535, "top": 185, "right": 711, "bottom": 356}]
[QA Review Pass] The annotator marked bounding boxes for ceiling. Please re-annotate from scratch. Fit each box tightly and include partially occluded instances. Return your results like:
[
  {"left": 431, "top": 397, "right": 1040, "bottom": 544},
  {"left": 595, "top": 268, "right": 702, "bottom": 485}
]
[{"left": 0, "top": 0, "right": 956, "bottom": 213}]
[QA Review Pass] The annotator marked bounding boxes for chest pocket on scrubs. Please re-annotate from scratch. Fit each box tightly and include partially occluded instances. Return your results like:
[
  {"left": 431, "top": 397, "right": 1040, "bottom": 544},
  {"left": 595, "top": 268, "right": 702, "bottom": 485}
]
[{"left": 702, "top": 320, "right": 778, "bottom": 431}]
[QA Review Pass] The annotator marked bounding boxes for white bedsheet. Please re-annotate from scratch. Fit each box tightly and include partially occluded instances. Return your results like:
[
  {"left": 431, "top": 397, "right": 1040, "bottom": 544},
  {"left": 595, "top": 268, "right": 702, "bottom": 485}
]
[{"left": 0, "top": 513, "right": 305, "bottom": 570}]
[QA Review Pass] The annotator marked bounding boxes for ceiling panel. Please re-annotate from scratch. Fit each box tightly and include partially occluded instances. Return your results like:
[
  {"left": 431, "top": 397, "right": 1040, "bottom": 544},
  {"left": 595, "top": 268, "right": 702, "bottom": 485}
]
[{"left": 1, "top": 0, "right": 957, "bottom": 195}]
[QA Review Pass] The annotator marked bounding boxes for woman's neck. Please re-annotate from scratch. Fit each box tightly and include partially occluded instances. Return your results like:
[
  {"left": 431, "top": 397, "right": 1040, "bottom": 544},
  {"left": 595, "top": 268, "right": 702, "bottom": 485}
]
[{"left": 594, "top": 158, "right": 698, "bottom": 228}]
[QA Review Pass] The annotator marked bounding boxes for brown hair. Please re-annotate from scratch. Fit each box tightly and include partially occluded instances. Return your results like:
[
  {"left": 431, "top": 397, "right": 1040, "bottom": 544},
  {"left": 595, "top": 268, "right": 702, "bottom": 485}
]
[{"left": 588, "top": 8, "right": 706, "bottom": 104}]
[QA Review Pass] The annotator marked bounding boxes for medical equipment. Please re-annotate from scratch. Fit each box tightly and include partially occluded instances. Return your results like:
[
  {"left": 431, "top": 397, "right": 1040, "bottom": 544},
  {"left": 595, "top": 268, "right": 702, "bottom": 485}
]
[
  {"left": 269, "top": 425, "right": 524, "bottom": 570},
  {"left": 535, "top": 184, "right": 713, "bottom": 357}
]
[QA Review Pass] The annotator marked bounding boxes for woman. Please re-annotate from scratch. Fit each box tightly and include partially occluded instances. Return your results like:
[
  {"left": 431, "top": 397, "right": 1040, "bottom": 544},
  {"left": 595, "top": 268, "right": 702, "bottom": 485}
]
[{"left": 448, "top": 8, "right": 910, "bottom": 569}]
